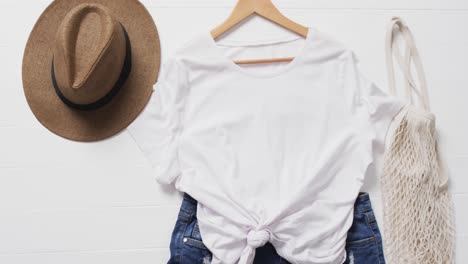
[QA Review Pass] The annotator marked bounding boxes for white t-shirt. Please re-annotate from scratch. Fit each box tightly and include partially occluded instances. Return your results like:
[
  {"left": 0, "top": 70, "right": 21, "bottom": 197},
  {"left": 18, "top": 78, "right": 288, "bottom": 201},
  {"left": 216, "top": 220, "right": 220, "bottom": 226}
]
[{"left": 128, "top": 28, "right": 404, "bottom": 264}]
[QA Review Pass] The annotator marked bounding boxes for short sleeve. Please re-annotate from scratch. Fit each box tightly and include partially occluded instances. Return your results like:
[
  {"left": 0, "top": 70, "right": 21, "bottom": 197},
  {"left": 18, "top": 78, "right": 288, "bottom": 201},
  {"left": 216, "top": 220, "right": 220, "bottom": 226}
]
[
  {"left": 342, "top": 51, "right": 405, "bottom": 148},
  {"left": 127, "top": 57, "right": 189, "bottom": 185}
]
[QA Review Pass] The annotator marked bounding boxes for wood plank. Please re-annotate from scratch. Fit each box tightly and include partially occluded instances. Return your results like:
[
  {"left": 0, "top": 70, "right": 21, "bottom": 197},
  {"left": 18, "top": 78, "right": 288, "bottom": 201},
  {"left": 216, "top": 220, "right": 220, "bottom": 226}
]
[
  {"left": 0, "top": 206, "right": 179, "bottom": 254},
  {"left": 0, "top": 128, "right": 148, "bottom": 168},
  {"left": 457, "top": 235, "right": 468, "bottom": 263},
  {"left": 454, "top": 194, "right": 468, "bottom": 235},
  {"left": 1, "top": 0, "right": 468, "bottom": 10},
  {"left": 0, "top": 249, "right": 169, "bottom": 264},
  {"left": 142, "top": 0, "right": 468, "bottom": 10},
  {"left": 446, "top": 157, "right": 468, "bottom": 194},
  {"left": 0, "top": 167, "right": 181, "bottom": 211}
]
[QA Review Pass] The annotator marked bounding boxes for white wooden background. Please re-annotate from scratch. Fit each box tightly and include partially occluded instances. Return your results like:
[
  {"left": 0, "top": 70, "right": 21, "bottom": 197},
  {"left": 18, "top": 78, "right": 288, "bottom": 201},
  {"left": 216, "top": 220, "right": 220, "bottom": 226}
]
[{"left": 1, "top": 0, "right": 467, "bottom": 263}]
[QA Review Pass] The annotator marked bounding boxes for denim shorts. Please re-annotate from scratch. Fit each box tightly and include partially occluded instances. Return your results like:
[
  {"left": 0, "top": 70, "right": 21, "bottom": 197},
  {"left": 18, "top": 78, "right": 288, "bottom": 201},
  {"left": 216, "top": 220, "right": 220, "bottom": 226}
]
[{"left": 168, "top": 193, "right": 385, "bottom": 264}]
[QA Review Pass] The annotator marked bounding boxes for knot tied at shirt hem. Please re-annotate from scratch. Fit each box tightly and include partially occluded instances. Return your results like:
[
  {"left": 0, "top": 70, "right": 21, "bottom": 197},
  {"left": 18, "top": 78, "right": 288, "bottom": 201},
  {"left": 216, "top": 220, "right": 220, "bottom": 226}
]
[
  {"left": 247, "top": 229, "right": 270, "bottom": 248},
  {"left": 239, "top": 229, "right": 272, "bottom": 264}
]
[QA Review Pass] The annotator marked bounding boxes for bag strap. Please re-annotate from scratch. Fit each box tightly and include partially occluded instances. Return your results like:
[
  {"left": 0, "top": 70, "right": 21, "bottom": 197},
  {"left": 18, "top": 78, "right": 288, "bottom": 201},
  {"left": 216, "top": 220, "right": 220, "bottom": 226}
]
[{"left": 386, "top": 17, "right": 431, "bottom": 111}]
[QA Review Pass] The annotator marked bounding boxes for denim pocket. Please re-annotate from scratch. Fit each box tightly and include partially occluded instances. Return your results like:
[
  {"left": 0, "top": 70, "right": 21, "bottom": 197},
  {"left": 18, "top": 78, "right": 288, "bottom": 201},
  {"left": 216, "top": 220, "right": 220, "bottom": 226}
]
[
  {"left": 179, "top": 218, "right": 212, "bottom": 264},
  {"left": 171, "top": 197, "right": 212, "bottom": 264},
  {"left": 182, "top": 219, "right": 209, "bottom": 250},
  {"left": 345, "top": 209, "right": 384, "bottom": 264},
  {"left": 346, "top": 236, "right": 377, "bottom": 248},
  {"left": 346, "top": 210, "right": 377, "bottom": 247}
]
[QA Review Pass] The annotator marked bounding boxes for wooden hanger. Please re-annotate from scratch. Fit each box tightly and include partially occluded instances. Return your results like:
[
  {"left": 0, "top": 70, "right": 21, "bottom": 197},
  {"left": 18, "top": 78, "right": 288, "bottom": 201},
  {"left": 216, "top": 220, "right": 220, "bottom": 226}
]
[{"left": 211, "top": 0, "right": 309, "bottom": 65}]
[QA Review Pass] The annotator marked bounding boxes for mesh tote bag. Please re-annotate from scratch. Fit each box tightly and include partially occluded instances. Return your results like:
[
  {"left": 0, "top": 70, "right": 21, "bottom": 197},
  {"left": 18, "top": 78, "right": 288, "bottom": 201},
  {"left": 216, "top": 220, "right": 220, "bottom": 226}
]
[{"left": 381, "top": 17, "right": 455, "bottom": 264}]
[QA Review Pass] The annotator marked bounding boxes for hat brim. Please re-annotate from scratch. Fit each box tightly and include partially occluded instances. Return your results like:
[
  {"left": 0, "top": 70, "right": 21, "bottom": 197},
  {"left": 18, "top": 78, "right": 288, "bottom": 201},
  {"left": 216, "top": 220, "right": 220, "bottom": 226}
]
[{"left": 22, "top": 0, "right": 160, "bottom": 142}]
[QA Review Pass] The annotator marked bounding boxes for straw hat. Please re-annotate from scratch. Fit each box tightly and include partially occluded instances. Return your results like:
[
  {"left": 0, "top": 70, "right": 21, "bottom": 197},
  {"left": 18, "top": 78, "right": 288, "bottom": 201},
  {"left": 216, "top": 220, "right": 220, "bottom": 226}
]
[{"left": 22, "top": 0, "right": 160, "bottom": 142}]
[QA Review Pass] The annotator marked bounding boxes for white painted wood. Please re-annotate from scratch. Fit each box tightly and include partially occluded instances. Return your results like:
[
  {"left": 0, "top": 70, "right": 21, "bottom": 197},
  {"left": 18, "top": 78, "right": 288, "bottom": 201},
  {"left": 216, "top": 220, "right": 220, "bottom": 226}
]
[
  {"left": 0, "top": 250, "right": 170, "bottom": 264},
  {"left": 0, "top": 206, "right": 179, "bottom": 254},
  {"left": 2, "top": 0, "right": 468, "bottom": 10},
  {"left": 0, "top": 128, "right": 147, "bottom": 168},
  {"left": 0, "top": 167, "right": 180, "bottom": 211},
  {"left": 454, "top": 194, "right": 468, "bottom": 235},
  {"left": 0, "top": 1, "right": 467, "bottom": 263},
  {"left": 457, "top": 235, "right": 468, "bottom": 263}
]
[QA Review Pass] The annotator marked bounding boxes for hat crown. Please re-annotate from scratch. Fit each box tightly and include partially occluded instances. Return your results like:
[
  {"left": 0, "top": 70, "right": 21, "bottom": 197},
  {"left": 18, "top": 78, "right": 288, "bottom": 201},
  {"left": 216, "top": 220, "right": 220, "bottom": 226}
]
[
  {"left": 53, "top": 4, "right": 127, "bottom": 105},
  {"left": 23, "top": 0, "right": 160, "bottom": 142}
]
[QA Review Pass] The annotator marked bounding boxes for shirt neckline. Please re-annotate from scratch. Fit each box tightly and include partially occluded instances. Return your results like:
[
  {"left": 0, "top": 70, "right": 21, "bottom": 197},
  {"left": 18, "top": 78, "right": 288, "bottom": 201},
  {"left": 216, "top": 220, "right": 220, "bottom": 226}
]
[{"left": 204, "top": 27, "right": 316, "bottom": 79}]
